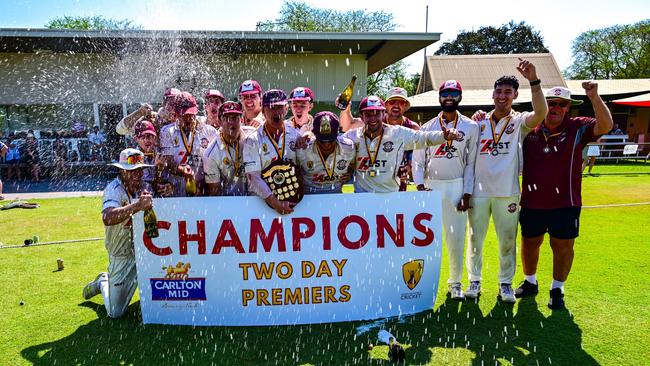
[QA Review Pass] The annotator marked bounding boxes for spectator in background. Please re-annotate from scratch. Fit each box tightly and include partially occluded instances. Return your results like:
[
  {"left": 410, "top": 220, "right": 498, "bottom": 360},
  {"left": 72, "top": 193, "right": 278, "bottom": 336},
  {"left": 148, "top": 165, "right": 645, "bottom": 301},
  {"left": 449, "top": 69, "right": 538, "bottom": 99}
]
[
  {"left": 52, "top": 132, "right": 68, "bottom": 179},
  {"left": 4, "top": 134, "right": 21, "bottom": 181},
  {"left": 0, "top": 139, "right": 7, "bottom": 200},
  {"left": 72, "top": 120, "right": 87, "bottom": 137},
  {"left": 88, "top": 125, "right": 106, "bottom": 161},
  {"left": 610, "top": 123, "right": 624, "bottom": 135},
  {"left": 24, "top": 133, "right": 41, "bottom": 182}
]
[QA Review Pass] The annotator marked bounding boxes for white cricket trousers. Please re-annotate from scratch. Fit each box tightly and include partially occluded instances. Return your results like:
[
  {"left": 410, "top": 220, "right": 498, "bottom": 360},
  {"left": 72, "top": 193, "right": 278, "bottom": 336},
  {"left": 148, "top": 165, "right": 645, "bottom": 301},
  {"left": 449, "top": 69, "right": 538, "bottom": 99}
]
[
  {"left": 426, "top": 178, "right": 467, "bottom": 284},
  {"left": 99, "top": 255, "right": 138, "bottom": 318},
  {"left": 466, "top": 195, "right": 519, "bottom": 284}
]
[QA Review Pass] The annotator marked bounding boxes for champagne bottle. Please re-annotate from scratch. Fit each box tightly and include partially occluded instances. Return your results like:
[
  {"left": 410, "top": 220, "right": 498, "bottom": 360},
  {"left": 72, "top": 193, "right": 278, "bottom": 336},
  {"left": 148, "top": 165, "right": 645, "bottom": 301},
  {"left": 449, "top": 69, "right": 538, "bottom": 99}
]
[
  {"left": 335, "top": 75, "right": 357, "bottom": 110},
  {"left": 143, "top": 208, "right": 159, "bottom": 238},
  {"left": 185, "top": 176, "right": 197, "bottom": 196}
]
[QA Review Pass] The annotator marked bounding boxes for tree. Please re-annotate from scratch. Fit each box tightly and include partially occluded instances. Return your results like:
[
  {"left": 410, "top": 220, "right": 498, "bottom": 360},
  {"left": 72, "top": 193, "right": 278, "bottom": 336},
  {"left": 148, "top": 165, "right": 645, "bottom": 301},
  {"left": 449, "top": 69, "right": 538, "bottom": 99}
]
[
  {"left": 45, "top": 16, "right": 142, "bottom": 30},
  {"left": 258, "top": 1, "right": 410, "bottom": 96},
  {"left": 566, "top": 19, "right": 650, "bottom": 79},
  {"left": 434, "top": 21, "right": 548, "bottom": 55}
]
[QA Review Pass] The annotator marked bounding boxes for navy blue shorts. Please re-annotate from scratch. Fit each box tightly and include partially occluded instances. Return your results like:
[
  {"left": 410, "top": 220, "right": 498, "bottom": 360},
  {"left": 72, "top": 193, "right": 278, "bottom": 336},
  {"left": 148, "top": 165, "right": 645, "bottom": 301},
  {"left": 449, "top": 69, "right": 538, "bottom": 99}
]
[{"left": 520, "top": 207, "right": 581, "bottom": 239}]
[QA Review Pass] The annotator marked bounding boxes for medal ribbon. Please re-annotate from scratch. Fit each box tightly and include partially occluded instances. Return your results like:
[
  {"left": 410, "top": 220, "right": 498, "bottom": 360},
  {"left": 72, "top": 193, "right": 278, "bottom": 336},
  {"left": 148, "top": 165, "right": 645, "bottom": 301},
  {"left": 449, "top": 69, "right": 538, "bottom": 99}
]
[
  {"left": 179, "top": 122, "right": 196, "bottom": 164},
  {"left": 263, "top": 124, "right": 286, "bottom": 161},
  {"left": 316, "top": 143, "right": 337, "bottom": 179},
  {"left": 222, "top": 132, "right": 241, "bottom": 175},
  {"left": 363, "top": 127, "right": 384, "bottom": 169},
  {"left": 541, "top": 125, "right": 563, "bottom": 144},
  {"left": 437, "top": 111, "right": 458, "bottom": 148},
  {"left": 489, "top": 112, "right": 511, "bottom": 147}
]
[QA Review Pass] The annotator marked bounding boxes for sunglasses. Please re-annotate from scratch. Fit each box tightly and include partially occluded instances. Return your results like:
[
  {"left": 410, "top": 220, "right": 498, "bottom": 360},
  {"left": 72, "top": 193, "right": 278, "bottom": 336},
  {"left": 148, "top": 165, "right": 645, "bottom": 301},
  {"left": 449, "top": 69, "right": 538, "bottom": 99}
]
[
  {"left": 440, "top": 90, "right": 461, "bottom": 98},
  {"left": 548, "top": 100, "right": 570, "bottom": 108},
  {"left": 126, "top": 154, "right": 144, "bottom": 165}
]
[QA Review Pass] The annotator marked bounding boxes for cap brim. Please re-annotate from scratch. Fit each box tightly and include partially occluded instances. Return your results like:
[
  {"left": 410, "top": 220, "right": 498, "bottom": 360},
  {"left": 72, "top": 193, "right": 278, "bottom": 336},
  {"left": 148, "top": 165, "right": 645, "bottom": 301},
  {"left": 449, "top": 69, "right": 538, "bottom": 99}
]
[
  {"left": 239, "top": 90, "right": 260, "bottom": 95},
  {"left": 180, "top": 107, "right": 199, "bottom": 115},
  {"left": 221, "top": 111, "right": 243, "bottom": 115},
  {"left": 546, "top": 96, "right": 583, "bottom": 106},
  {"left": 289, "top": 97, "right": 312, "bottom": 102},
  {"left": 137, "top": 130, "right": 157, "bottom": 138},
  {"left": 265, "top": 101, "right": 288, "bottom": 107},
  {"left": 110, "top": 163, "right": 154, "bottom": 171},
  {"left": 386, "top": 96, "right": 410, "bottom": 108},
  {"left": 360, "top": 106, "right": 386, "bottom": 111}
]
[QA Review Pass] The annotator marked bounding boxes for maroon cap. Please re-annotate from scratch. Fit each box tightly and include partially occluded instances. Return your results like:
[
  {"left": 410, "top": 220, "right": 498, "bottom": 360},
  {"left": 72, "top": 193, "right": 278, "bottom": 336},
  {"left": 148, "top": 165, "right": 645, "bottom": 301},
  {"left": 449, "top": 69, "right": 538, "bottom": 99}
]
[
  {"left": 439, "top": 80, "right": 463, "bottom": 93},
  {"left": 204, "top": 89, "right": 225, "bottom": 101},
  {"left": 359, "top": 96, "right": 386, "bottom": 112},
  {"left": 164, "top": 87, "right": 181, "bottom": 98},
  {"left": 175, "top": 92, "right": 198, "bottom": 115},
  {"left": 135, "top": 120, "right": 157, "bottom": 137},
  {"left": 262, "top": 89, "right": 288, "bottom": 107},
  {"left": 288, "top": 87, "right": 314, "bottom": 102},
  {"left": 238, "top": 80, "right": 262, "bottom": 96},
  {"left": 219, "top": 101, "right": 244, "bottom": 116},
  {"left": 313, "top": 111, "right": 340, "bottom": 142}
]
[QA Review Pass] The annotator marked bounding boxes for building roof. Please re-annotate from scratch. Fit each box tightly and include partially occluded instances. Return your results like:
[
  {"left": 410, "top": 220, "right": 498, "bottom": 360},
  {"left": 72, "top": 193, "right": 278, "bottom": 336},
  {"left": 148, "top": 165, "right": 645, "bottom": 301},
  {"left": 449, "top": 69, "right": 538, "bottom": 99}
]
[
  {"left": 566, "top": 79, "right": 650, "bottom": 96},
  {"left": 0, "top": 28, "right": 440, "bottom": 75},
  {"left": 416, "top": 53, "right": 565, "bottom": 94},
  {"left": 612, "top": 92, "right": 650, "bottom": 107}
]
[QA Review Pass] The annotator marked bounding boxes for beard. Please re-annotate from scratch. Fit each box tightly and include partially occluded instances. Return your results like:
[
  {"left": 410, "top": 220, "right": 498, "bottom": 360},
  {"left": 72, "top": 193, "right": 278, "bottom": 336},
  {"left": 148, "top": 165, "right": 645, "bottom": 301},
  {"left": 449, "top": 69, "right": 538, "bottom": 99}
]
[{"left": 440, "top": 100, "right": 460, "bottom": 113}]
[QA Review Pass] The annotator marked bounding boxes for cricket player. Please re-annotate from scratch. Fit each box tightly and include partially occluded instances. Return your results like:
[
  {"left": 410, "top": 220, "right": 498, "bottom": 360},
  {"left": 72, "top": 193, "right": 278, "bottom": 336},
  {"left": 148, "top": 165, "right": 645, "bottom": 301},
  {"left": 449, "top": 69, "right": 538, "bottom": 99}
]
[
  {"left": 412, "top": 80, "right": 480, "bottom": 300},
  {"left": 202, "top": 89, "right": 225, "bottom": 129},
  {"left": 343, "top": 96, "right": 462, "bottom": 193},
  {"left": 159, "top": 91, "right": 218, "bottom": 197},
  {"left": 243, "top": 89, "right": 302, "bottom": 214},
  {"left": 238, "top": 79, "right": 265, "bottom": 127},
  {"left": 82, "top": 148, "right": 153, "bottom": 318},
  {"left": 133, "top": 120, "right": 173, "bottom": 197},
  {"left": 286, "top": 87, "right": 315, "bottom": 134},
  {"left": 203, "top": 101, "right": 255, "bottom": 196},
  {"left": 116, "top": 87, "right": 180, "bottom": 136},
  {"left": 297, "top": 111, "right": 355, "bottom": 194},
  {"left": 465, "top": 58, "right": 548, "bottom": 302}
]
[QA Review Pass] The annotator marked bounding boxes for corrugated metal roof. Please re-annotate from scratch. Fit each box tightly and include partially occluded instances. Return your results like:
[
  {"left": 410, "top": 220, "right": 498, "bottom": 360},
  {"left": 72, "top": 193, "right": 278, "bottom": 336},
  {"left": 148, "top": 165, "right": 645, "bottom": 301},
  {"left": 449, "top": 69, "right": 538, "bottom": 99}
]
[
  {"left": 417, "top": 53, "right": 565, "bottom": 94},
  {"left": 566, "top": 79, "right": 650, "bottom": 95}
]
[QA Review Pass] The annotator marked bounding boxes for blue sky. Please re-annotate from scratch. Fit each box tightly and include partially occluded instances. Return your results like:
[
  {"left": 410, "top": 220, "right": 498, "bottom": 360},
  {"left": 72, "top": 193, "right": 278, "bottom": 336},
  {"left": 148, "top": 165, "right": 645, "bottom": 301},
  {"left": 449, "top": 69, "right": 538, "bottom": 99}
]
[{"left": 1, "top": 0, "right": 648, "bottom": 75}]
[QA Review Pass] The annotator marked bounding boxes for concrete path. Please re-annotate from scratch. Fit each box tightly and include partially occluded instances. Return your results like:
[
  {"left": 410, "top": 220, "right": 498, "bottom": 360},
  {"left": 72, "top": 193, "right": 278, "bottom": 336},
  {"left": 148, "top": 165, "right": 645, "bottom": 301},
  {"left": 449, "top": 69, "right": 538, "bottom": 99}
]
[{"left": 1, "top": 191, "right": 102, "bottom": 200}]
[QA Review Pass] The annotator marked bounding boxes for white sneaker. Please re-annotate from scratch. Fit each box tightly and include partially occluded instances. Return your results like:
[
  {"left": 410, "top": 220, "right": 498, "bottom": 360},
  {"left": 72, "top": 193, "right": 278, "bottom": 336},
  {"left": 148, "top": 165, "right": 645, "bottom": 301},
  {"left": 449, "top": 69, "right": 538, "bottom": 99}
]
[
  {"left": 448, "top": 283, "right": 465, "bottom": 300},
  {"left": 498, "top": 283, "right": 516, "bottom": 303},
  {"left": 83, "top": 272, "right": 107, "bottom": 300},
  {"left": 465, "top": 281, "right": 481, "bottom": 299}
]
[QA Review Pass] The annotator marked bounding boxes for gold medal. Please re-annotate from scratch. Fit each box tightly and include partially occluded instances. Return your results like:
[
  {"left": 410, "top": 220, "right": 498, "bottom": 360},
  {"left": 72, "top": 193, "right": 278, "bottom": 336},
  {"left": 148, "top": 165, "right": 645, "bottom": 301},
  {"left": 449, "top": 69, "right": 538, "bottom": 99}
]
[
  {"left": 489, "top": 112, "right": 511, "bottom": 152},
  {"left": 316, "top": 143, "right": 337, "bottom": 180},
  {"left": 363, "top": 127, "right": 384, "bottom": 177}
]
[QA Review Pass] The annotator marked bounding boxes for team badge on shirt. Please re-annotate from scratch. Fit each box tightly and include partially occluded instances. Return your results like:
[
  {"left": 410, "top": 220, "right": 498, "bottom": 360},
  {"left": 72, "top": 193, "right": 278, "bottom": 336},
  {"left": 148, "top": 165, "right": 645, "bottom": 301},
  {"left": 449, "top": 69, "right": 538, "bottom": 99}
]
[
  {"left": 505, "top": 123, "right": 515, "bottom": 134},
  {"left": 307, "top": 160, "right": 314, "bottom": 169},
  {"left": 383, "top": 141, "right": 394, "bottom": 152},
  {"left": 173, "top": 136, "right": 180, "bottom": 147},
  {"left": 337, "top": 159, "right": 348, "bottom": 170},
  {"left": 457, "top": 131, "right": 466, "bottom": 142},
  {"left": 201, "top": 138, "right": 209, "bottom": 149},
  {"left": 223, "top": 157, "right": 230, "bottom": 166},
  {"left": 507, "top": 203, "right": 518, "bottom": 213},
  {"left": 289, "top": 141, "right": 296, "bottom": 151},
  {"left": 262, "top": 143, "right": 268, "bottom": 153}
]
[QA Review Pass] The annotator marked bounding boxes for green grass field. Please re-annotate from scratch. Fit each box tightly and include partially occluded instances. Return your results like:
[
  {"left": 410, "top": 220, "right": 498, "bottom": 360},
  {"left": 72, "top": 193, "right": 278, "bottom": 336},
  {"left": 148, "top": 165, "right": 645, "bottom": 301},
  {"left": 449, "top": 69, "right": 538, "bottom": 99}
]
[{"left": 1, "top": 163, "right": 649, "bottom": 365}]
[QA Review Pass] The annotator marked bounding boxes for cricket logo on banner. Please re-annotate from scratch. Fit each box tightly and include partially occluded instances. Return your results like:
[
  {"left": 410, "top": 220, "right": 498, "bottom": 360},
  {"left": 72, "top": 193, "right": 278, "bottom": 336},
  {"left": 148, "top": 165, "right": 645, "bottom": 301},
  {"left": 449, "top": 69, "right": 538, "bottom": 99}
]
[
  {"left": 150, "top": 262, "right": 207, "bottom": 301},
  {"left": 402, "top": 259, "right": 424, "bottom": 290}
]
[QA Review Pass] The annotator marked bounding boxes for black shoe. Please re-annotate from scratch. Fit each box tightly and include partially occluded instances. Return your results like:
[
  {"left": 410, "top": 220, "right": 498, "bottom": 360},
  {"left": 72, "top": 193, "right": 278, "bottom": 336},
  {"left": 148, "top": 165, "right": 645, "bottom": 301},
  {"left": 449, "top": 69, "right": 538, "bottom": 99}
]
[
  {"left": 548, "top": 288, "right": 565, "bottom": 310},
  {"left": 514, "top": 280, "right": 539, "bottom": 298}
]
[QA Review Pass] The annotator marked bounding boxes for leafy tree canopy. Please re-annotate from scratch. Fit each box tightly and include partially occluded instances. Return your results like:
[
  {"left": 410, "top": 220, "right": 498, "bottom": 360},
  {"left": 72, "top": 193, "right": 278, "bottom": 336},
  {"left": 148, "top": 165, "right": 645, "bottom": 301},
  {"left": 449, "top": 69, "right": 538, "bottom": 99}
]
[
  {"left": 45, "top": 16, "right": 142, "bottom": 31},
  {"left": 434, "top": 21, "right": 548, "bottom": 55}
]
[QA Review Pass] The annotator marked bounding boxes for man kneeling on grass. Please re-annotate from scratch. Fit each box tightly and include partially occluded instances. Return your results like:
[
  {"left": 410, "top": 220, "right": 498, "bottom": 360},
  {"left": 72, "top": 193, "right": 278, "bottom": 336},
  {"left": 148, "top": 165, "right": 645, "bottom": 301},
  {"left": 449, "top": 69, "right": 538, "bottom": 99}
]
[{"left": 82, "top": 148, "right": 153, "bottom": 318}]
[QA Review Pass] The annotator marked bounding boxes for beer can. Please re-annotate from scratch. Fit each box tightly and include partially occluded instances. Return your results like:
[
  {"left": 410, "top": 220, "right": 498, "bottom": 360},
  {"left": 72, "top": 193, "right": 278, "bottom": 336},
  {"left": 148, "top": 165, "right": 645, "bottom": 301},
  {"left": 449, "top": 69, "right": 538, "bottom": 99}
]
[{"left": 57, "top": 258, "right": 64, "bottom": 271}]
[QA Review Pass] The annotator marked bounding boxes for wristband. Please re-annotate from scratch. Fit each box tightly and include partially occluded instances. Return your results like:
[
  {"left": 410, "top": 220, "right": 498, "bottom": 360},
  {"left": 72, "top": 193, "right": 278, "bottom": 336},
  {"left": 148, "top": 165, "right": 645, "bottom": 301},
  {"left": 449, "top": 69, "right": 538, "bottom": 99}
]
[{"left": 529, "top": 79, "right": 541, "bottom": 87}]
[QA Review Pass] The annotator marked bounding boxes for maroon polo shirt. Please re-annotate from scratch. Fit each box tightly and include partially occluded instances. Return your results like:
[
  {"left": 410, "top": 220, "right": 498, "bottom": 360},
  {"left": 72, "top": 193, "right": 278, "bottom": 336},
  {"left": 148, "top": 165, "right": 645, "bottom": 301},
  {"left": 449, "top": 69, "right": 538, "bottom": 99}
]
[{"left": 521, "top": 116, "right": 599, "bottom": 209}]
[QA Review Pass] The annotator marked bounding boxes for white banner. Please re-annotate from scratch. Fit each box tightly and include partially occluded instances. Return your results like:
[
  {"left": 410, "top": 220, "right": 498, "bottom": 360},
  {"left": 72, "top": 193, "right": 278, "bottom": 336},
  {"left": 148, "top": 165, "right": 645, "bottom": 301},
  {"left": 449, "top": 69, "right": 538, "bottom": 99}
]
[{"left": 133, "top": 192, "right": 443, "bottom": 326}]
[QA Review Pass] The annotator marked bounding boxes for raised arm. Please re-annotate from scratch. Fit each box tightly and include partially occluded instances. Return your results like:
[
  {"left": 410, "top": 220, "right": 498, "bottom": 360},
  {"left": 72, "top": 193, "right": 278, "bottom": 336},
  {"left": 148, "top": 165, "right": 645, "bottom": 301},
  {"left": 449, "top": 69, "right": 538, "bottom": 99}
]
[{"left": 583, "top": 81, "right": 613, "bottom": 136}]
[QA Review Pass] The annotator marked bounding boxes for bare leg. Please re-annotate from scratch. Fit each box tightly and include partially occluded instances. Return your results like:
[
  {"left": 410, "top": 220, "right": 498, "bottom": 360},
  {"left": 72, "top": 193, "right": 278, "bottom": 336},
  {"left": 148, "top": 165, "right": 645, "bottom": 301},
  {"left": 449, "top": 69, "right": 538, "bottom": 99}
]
[
  {"left": 549, "top": 237, "right": 575, "bottom": 281},
  {"left": 521, "top": 235, "right": 545, "bottom": 275}
]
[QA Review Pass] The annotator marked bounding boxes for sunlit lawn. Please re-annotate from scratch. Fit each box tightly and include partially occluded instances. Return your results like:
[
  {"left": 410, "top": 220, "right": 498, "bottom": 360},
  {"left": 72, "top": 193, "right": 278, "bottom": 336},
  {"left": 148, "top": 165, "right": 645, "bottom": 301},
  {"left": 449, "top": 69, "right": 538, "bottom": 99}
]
[{"left": 1, "top": 163, "right": 649, "bottom": 365}]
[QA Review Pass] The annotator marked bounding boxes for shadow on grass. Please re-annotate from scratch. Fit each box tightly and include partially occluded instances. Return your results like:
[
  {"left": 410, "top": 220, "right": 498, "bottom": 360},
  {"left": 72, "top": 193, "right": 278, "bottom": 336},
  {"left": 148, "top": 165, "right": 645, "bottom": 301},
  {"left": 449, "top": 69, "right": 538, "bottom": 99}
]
[{"left": 21, "top": 297, "right": 598, "bottom": 365}]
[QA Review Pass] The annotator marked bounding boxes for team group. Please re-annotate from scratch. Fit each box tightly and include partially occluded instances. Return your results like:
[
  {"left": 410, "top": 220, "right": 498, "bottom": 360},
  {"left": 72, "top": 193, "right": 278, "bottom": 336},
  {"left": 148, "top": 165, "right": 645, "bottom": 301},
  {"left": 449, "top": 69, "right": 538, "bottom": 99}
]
[{"left": 82, "top": 57, "right": 613, "bottom": 318}]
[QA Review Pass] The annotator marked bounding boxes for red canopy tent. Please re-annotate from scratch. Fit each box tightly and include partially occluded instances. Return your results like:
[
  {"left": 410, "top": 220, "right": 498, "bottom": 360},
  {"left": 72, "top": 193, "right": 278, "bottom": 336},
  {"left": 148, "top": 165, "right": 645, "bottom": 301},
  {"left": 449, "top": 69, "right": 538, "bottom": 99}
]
[{"left": 612, "top": 93, "right": 650, "bottom": 107}]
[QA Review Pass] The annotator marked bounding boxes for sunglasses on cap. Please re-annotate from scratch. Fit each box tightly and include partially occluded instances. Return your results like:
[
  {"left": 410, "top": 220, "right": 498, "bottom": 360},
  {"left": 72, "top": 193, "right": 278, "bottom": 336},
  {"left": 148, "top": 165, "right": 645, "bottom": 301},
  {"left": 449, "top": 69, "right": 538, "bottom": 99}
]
[
  {"left": 547, "top": 100, "right": 570, "bottom": 108},
  {"left": 440, "top": 90, "right": 461, "bottom": 98},
  {"left": 126, "top": 154, "right": 145, "bottom": 165}
]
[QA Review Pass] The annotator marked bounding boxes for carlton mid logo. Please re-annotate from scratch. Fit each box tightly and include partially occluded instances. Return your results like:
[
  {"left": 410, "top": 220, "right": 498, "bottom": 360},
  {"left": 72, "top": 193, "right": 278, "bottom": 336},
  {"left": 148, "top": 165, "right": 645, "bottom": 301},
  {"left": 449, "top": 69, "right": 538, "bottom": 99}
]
[
  {"left": 150, "top": 262, "right": 207, "bottom": 301},
  {"left": 402, "top": 259, "right": 424, "bottom": 290}
]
